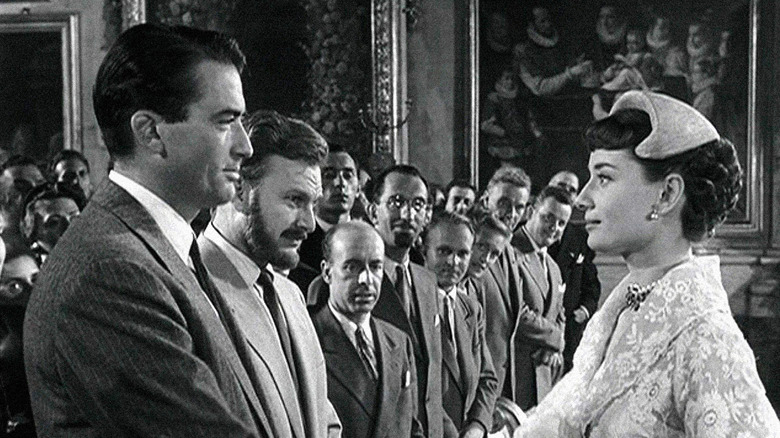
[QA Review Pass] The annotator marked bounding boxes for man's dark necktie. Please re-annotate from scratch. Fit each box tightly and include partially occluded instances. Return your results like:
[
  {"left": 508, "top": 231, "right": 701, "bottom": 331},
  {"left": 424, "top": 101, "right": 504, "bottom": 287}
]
[
  {"left": 395, "top": 265, "right": 413, "bottom": 318},
  {"left": 189, "top": 241, "right": 234, "bottom": 336},
  {"left": 441, "top": 295, "right": 460, "bottom": 376},
  {"left": 355, "top": 326, "right": 379, "bottom": 381},
  {"left": 257, "top": 268, "right": 300, "bottom": 392}
]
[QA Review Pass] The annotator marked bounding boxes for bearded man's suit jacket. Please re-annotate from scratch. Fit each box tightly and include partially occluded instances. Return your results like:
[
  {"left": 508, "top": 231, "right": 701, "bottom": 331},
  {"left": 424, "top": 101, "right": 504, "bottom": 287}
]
[
  {"left": 198, "top": 231, "right": 341, "bottom": 438},
  {"left": 310, "top": 303, "right": 424, "bottom": 438},
  {"left": 510, "top": 230, "right": 566, "bottom": 410},
  {"left": 440, "top": 290, "right": 499, "bottom": 437},
  {"left": 23, "top": 180, "right": 269, "bottom": 437}
]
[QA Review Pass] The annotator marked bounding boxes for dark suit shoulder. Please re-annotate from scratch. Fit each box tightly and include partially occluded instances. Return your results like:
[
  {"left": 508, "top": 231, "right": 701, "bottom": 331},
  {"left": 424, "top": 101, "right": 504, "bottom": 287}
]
[
  {"left": 373, "top": 317, "right": 413, "bottom": 350},
  {"left": 510, "top": 229, "right": 534, "bottom": 255}
]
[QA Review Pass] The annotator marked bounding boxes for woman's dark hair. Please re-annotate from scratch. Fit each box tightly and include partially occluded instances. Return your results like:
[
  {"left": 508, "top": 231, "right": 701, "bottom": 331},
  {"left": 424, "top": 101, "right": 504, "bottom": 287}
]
[{"left": 584, "top": 108, "right": 743, "bottom": 242}]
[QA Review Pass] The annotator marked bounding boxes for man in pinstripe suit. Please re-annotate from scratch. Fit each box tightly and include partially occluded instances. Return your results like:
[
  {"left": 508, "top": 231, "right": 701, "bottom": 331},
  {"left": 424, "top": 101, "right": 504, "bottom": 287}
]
[{"left": 23, "top": 24, "right": 268, "bottom": 437}]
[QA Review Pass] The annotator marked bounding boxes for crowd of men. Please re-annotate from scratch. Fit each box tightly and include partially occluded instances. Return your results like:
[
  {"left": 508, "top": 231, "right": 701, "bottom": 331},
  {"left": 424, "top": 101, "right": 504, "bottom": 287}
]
[{"left": 3, "top": 23, "right": 603, "bottom": 438}]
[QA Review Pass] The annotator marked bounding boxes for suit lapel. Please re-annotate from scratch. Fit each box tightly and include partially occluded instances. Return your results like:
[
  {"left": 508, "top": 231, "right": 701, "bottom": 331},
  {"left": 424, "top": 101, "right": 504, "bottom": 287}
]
[
  {"left": 99, "top": 183, "right": 271, "bottom": 428},
  {"left": 409, "top": 264, "right": 435, "bottom": 364},
  {"left": 374, "top": 275, "right": 417, "bottom": 350},
  {"left": 452, "top": 295, "right": 475, "bottom": 398},
  {"left": 374, "top": 321, "right": 404, "bottom": 438},
  {"left": 317, "top": 308, "right": 376, "bottom": 416},
  {"left": 199, "top": 238, "right": 305, "bottom": 438},
  {"left": 488, "top": 260, "right": 513, "bottom": 315}
]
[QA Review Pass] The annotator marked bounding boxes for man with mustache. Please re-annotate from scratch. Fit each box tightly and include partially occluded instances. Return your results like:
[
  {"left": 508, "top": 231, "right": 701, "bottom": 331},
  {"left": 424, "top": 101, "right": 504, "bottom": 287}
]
[
  {"left": 367, "top": 164, "right": 444, "bottom": 437},
  {"left": 198, "top": 110, "right": 341, "bottom": 438},
  {"left": 423, "top": 211, "right": 498, "bottom": 438},
  {"left": 309, "top": 220, "right": 424, "bottom": 438},
  {"left": 510, "top": 185, "right": 571, "bottom": 409},
  {"left": 290, "top": 143, "right": 360, "bottom": 291}
]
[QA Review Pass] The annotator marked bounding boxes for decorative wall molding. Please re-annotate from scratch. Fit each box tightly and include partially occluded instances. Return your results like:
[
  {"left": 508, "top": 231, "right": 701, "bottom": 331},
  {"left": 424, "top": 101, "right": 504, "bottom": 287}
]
[{"left": 371, "top": 0, "right": 407, "bottom": 161}]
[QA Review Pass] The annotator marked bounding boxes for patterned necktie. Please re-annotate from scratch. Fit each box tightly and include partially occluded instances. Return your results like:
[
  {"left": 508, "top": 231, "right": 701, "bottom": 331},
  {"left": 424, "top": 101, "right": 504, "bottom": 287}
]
[
  {"left": 355, "top": 326, "right": 379, "bottom": 381},
  {"left": 395, "top": 265, "right": 412, "bottom": 317},
  {"left": 257, "top": 268, "right": 300, "bottom": 392}
]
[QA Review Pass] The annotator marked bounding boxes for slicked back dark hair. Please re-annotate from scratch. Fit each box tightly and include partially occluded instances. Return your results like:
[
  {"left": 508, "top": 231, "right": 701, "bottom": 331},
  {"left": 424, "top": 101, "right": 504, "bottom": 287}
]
[
  {"left": 445, "top": 178, "right": 476, "bottom": 198},
  {"left": 49, "top": 149, "right": 90, "bottom": 174},
  {"left": 370, "top": 164, "right": 429, "bottom": 203},
  {"left": 93, "top": 23, "right": 246, "bottom": 159},
  {"left": 240, "top": 110, "right": 328, "bottom": 182},
  {"left": 534, "top": 185, "right": 574, "bottom": 208}
]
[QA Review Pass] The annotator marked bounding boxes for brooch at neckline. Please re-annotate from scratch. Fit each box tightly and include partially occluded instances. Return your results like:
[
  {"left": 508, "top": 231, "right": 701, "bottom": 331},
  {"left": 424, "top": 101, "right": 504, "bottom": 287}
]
[{"left": 625, "top": 280, "right": 660, "bottom": 311}]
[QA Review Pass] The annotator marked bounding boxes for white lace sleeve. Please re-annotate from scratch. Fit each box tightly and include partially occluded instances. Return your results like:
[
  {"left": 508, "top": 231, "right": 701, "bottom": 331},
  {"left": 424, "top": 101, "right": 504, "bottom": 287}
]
[{"left": 672, "top": 313, "right": 780, "bottom": 438}]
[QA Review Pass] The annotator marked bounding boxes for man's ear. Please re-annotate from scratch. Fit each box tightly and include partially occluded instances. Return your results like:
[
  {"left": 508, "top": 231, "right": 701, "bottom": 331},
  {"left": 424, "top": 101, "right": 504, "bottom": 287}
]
[
  {"left": 657, "top": 173, "right": 685, "bottom": 217},
  {"left": 321, "top": 260, "right": 332, "bottom": 284},
  {"left": 367, "top": 202, "right": 379, "bottom": 227},
  {"left": 130, "top": 110, "right": 167, "bottom": 158}
]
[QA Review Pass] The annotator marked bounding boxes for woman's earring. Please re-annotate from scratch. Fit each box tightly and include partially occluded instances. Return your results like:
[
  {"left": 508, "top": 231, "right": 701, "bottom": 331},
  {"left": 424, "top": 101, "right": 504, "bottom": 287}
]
[{"left": 648, "top": 206, "right": 659, "bottom": 221}]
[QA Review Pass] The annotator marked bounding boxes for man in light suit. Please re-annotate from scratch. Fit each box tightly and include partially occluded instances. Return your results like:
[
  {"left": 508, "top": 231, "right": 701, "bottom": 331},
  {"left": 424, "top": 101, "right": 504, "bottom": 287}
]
[
  {"left": 289, "top": 143, "right": 360, "bottom": 291},
  {"left": 199, "top": 110, "right": 340, "bottom": 438},
  {"left": 463, "top": 211, "right": 513, "bottom": 395},
  {"left": 546, "top": 171, "right": 601, "bottom": 373},
  {"left": 24, "top": 24, "right": 269, "bottom": 436},
  {"left": 310, "top": 221, "right": 424, "bottom": 438},
  {"left": 424, "top": 211, "right": 499, "bottom": 438},
  {"left": 367, "top": 165, "right": 444, "bottom": 438},
  {"left": 510, "top": 185, "right": 571, "bottom": 410},
  {"left": 477, "top": 167, "right": 532, "bottom": 402}
]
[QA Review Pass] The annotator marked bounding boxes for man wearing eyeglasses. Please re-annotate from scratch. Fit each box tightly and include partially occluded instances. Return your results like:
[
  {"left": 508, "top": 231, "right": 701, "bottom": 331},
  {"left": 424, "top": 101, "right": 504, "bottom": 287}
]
[{"left": 366, "top": 164, "right": 444, "bottom": 438}]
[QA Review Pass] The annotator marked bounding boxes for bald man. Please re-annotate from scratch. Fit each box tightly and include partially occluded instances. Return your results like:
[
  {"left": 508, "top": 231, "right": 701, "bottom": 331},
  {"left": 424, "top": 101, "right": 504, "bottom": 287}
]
[{"left": 309, "top": 221, "right": 424, "bottom": 438}]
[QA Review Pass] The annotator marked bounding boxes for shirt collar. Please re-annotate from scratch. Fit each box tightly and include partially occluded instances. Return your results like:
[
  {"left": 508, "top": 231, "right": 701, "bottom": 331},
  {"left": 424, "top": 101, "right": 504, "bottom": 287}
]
[
  {"left": 110, "top": 171, "right": 192, "bottom": 264},
  {"left": 202, "top": 222, "right": 264, "bottom": 287},
  {"left": 522, "top": 225, "right": 546, "bottom": 254},
  {"left": 438, "top": 286, "right": 459, "bottom": 301},
  {"left": 384, "top": 255, "right": 411, "bottom": 285},
  {"left": 327, "top": 301, "right": 374, "bottom": 348}
]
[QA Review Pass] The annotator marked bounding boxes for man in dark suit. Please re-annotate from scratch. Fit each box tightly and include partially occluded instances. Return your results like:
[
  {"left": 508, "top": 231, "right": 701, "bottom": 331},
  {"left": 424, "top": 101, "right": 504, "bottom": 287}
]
[
  {"left": 546, "top": 171, "right": 601, "bottom": 372},
  {"left": 23, "top": 24, "right": 268, "bottom": 436},
  {"left": 367, "top": 165, "right": 444, "bottom": 438},
  {"left": 199, "top": 111, "right": 340, "bottom": 438},
  {"left": 510, "top": 185, "right": 571, "bottom": 410},
  {"left": 289, "top": 143, "right": 360, "bottom": 290},
  {"left": 423, "top": 211, "right": 498, "bottom": 438},
  {"left": 310, "top": 221, "right": 424, "bottom": 438}
]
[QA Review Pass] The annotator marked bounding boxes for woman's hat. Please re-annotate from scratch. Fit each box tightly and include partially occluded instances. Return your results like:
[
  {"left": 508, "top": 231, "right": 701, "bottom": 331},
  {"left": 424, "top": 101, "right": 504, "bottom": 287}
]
[{"left": 609, "top": 90, "right": 719, "bottom": 159}]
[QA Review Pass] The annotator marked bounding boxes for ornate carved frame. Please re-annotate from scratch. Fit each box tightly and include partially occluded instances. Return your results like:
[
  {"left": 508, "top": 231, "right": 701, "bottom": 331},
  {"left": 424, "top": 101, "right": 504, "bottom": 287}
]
[
  {"left": 463, "top": 0, "right": 768, "bottom": 246},
  {"left": 0, "top": 12, "right": 81, "bottom": 152},
  {"left": 123, "top": 0, "right": 407, "bottom": 160},
  {"left": 370, "top": 0, "right": 408, "bottom": 161}
]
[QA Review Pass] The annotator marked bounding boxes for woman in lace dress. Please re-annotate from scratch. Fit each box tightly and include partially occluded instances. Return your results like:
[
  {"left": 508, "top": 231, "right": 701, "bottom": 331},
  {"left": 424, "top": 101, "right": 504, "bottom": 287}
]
[{"left": 514, "top": 90, "right": 779, "bottom": 437}]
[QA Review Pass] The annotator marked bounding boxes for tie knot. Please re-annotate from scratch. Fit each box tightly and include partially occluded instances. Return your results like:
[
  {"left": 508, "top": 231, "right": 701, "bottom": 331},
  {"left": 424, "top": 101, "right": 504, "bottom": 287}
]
[{"left": 257, "top": 268, "right": 274, "bottom": 287}]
